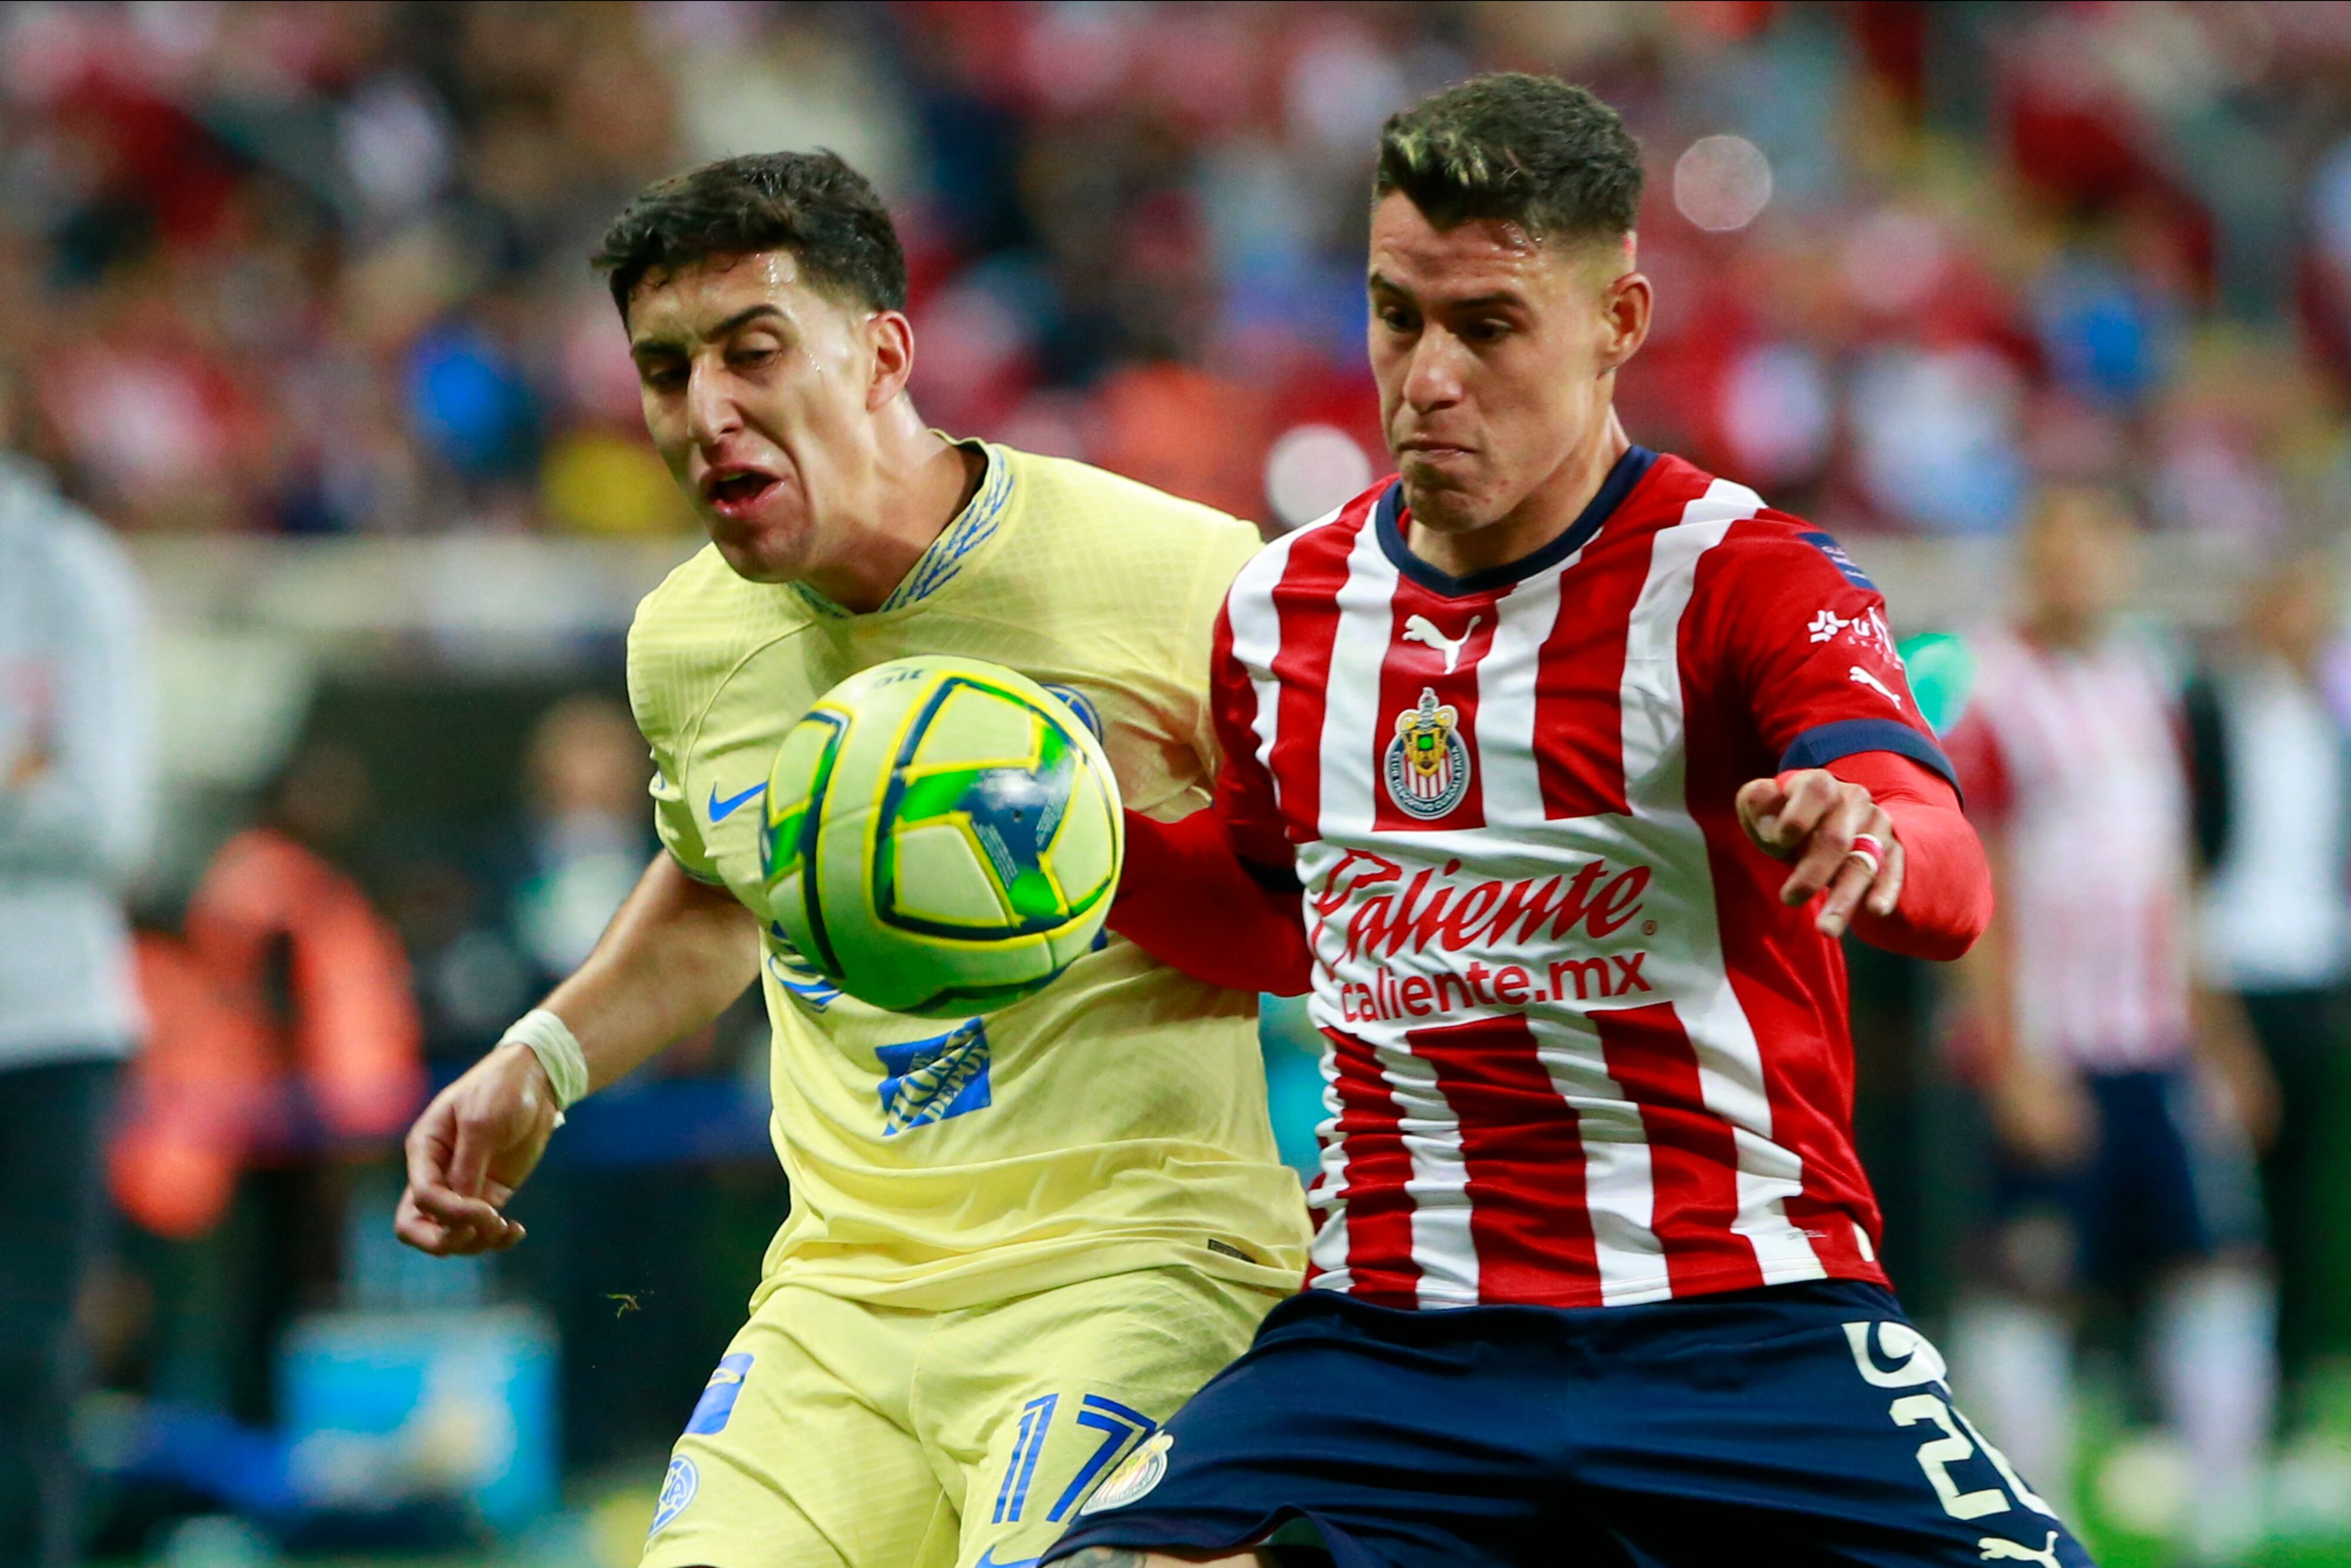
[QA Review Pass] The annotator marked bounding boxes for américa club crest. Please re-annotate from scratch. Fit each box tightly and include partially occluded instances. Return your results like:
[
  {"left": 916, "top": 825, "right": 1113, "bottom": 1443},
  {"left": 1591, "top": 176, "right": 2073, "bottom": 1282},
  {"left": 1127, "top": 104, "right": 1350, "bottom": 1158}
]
[{"left": 1385, "top": 686, "right": 1472, "bottom": 819}]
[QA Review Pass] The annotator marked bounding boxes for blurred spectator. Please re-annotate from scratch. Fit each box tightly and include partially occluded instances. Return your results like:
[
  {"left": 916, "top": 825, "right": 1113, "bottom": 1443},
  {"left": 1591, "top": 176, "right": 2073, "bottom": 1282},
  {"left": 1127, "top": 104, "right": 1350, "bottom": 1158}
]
[
  {"left": 2186, "top": 554, "right": 2351, "bottom": 1406},
  {"left": 110, "top": 742, "right": 423, "bottom": 1425},
  {"left": 510, "top": 693, "right": 658, "bottom": 984},
  {"left": 0, "top": 435, "right": 154, "bottom": 1568},
  {"left": 1943, "top": 488, "right": 2279, "bottom": 1564}
]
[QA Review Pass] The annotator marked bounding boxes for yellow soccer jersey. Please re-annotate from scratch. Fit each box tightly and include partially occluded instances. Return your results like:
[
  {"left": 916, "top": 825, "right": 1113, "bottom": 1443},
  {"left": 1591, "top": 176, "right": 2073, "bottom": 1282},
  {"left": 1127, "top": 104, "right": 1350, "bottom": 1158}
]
[{"left": 627, "top": 439, "right": 1311, "bottom": 1312}]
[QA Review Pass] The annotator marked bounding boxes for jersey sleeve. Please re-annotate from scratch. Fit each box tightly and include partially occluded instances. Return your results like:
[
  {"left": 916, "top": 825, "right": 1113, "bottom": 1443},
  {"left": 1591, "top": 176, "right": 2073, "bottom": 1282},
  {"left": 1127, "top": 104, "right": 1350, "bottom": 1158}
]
[
  {"left": 1703, "top": 525, "right": 1958, "bottom": 792},
  {"left": 626, "top": 615, "right": 725, "bottom": 886},
  {"left": 647, "top": 755, "right": 724, "bottom": 884},
  {"left": 1176, "top": 520, "right": 1268, "bottom": 790},
  {"left": 1207, "top": 599, "right": 1298, "bottom": 873}
]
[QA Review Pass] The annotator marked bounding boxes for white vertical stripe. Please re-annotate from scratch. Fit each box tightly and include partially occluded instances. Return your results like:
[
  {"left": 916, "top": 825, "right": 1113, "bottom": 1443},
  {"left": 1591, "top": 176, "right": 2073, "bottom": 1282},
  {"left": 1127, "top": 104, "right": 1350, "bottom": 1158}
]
[
  {"left": 1314, "top": 522, "right": 1400, "bottom": 842},
  {"left": 1528, "top": 1014, "right": 1668, "bottom": 1304},
  {"left": 1377, "top": 1040, "right": 1479, "bottom": 1306},
  {"left": 1305, "top": 1030, "right": 1353, "bottom": 1292},
  {"left": 1224, "top": 529, "right": 1307, "bottom": 812},
  {"left": 1472, "top": 574, "right": 1558, "bottom": 832},
  {"left": 1619, "top": 479, "right": 1826, "bottom": 1285}
]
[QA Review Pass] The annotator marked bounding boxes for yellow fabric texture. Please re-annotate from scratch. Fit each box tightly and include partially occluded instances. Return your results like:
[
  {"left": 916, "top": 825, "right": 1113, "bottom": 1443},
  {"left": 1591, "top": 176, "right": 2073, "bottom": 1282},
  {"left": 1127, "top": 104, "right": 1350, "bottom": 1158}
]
[
  {"left": 625, "top": 440, "right": 1311, "bottom": 1314},
  {"left": 638, "top": 1267, "right": 1277, "bottom": 1568}
]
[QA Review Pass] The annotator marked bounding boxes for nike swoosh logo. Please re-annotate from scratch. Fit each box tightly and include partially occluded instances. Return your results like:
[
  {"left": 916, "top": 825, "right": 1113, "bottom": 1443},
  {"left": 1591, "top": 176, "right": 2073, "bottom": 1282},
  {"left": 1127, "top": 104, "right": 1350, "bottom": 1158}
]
[
  {"left": 972, "top": 1551, "right": 1040, "bottom": 1568},
  {"left": 708, "top": 782, "right": 766, "bottom": 822}
]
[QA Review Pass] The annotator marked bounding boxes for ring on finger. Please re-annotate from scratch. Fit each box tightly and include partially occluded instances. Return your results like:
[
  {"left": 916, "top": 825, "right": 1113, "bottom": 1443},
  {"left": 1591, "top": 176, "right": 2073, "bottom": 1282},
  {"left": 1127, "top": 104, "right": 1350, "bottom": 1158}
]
[{"left": 1844, "top": 831, "right": 1887, "bottom": 880}]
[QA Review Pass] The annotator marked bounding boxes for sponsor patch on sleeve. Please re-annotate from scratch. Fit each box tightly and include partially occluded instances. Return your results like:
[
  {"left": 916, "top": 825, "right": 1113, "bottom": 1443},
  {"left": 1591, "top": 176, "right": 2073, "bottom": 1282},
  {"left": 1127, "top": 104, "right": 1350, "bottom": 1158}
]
[
  {"left": 1798, "top": 530, "right": 1876, "bottom": 591},
  {"left": 684, "top": 1353, "right": 753, "bottom": 1435}
]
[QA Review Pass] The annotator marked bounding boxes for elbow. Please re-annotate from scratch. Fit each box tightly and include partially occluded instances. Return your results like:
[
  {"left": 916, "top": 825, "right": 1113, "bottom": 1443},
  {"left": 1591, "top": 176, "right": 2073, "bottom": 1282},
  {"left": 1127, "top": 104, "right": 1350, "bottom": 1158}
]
[
  {"left": 1909, "top": 923, "right": 1984, "bottom": 964},
  {"left": 1947, "top": 886, "right": 1996, "bottom": 960},
  {"left": 1893, "top": 875, "right": 1995, "bottom": 963}
]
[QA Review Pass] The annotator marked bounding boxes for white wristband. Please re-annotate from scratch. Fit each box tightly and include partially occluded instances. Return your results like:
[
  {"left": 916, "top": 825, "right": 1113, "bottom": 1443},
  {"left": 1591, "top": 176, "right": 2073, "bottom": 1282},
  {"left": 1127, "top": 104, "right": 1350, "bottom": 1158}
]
[{"left": 502, "top": 1008, "right": 589, "bottom": 1111}]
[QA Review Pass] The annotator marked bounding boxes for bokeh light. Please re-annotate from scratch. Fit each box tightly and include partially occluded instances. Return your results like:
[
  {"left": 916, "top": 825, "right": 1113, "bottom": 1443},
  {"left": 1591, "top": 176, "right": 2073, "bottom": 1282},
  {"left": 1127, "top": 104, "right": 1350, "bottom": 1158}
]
[
  {"left": 1673, "top": 134, "right": 1774, "bottom": 233},
  {"left": 1264, "top": 424, "right": 1375, "bottom": 531}
]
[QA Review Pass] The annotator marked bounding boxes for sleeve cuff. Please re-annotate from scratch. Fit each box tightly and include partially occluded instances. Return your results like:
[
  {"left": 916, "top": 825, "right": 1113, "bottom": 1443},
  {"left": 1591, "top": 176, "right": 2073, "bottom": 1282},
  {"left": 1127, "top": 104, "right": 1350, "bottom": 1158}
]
[
  {"left": 1777, "top": 717, "right": 1961, "bottom": 799},
  {"left": 665, "top": 846, "right": 729, "bottom": 886}
]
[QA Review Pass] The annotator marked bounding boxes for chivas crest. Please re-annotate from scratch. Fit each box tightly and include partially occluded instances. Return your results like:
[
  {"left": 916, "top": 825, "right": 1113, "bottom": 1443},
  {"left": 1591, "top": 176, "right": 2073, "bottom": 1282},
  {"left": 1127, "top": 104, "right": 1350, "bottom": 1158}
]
[{"left": 1384, "top": 686, "right": 1471, "bottom": 819}]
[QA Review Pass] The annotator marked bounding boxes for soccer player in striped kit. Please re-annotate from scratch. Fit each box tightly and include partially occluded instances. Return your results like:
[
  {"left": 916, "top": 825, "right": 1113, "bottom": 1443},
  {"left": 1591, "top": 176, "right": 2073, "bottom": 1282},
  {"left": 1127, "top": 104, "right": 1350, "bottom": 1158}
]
[
  {"left": 1943, "top": 487, "right": 2278, "bottom": 1563},
  {"left": 1050, "top": 75, "right": 2092, "bottom": 1568}
]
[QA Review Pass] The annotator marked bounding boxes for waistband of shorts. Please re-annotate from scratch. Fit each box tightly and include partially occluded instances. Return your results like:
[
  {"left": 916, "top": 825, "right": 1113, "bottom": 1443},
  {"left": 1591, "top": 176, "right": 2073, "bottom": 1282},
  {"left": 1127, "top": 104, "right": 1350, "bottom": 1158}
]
[{"left": 1264, "top": 1276, "right": 1905, "bottom": 1348}]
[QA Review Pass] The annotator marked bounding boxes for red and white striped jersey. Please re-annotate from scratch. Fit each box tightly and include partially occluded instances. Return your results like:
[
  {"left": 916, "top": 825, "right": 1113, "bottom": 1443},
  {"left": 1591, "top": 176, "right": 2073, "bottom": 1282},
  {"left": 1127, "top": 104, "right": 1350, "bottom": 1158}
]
[
  {"left": 1211, "top": 448, "right": 1954, "bottom": 1311},
  {"left": 1941, "top": 628, "right": 2193, "bottom": 1073}
]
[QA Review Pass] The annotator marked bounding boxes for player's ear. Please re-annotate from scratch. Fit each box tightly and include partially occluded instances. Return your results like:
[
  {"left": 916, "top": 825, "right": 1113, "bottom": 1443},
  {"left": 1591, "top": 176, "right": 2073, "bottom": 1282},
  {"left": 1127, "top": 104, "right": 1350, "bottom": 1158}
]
[
  {"left": 1596, "top": 261, "right": 1651, "bottom": 376},
  {"left": 865, "top": 310, "right": 916, "bottom": 411}
]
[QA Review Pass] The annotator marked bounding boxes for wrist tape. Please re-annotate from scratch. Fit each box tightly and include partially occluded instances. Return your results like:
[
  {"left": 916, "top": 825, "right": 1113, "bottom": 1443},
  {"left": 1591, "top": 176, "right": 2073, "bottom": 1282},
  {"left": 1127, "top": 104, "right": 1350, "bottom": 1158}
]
[{"left": 502, "top": 1008, "right": 588, "bottom": 1111}]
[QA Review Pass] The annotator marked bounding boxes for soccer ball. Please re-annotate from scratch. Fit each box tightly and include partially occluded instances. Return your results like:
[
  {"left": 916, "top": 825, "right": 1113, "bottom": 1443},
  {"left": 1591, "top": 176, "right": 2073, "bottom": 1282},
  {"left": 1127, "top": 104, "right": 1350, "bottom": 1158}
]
[{"left": 762, "top": 656, "right": 1124, "bottom": 1017}]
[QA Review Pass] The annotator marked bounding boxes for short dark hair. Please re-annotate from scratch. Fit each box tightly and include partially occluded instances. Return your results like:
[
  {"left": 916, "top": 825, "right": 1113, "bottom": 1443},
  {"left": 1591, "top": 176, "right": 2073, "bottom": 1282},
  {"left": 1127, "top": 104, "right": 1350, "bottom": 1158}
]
[
  {"left": 1374, "top": 73, "right": 1643, "bottom": 244},
  {"left": 592, "top": 150, "right": 907, "bottom": 320}
]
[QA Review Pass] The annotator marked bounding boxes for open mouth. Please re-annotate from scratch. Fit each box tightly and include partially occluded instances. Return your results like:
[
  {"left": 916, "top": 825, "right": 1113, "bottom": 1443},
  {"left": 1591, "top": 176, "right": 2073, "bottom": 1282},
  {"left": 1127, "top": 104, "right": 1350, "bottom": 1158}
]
[{"left": 702, "top": 466, "right": 781, "bottom": 517}]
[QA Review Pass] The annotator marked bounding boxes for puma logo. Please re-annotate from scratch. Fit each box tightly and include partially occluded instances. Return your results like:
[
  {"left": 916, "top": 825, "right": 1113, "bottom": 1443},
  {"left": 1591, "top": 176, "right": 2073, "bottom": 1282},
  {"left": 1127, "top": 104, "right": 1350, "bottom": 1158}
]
[
  {"left": 1849, "top": 665, "right": 1903, "bottom": 708},
  {"left": 1978, "top": 1532, "right": 2062, "bottom": 1566},
  {"left": 1404, "top": 614, "right": 1481, "bottom": 674}
]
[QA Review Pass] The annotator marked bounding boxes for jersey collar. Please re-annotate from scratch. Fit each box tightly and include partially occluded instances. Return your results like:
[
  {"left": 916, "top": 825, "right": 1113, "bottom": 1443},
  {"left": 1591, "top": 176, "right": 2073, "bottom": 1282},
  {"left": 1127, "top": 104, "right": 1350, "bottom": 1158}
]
[
  {"left": 789, "top": 437, "right": 1014, "bottom": 619},
  {"left": 1377, "top": 444, "right": 1657, "bottom": 599}
]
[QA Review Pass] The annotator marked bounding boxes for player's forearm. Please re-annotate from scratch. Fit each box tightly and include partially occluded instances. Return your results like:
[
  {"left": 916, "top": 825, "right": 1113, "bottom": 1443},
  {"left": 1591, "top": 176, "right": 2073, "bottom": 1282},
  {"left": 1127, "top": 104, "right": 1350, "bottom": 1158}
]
[
  {"left": 1110, "top": 809, "right": 1313, "bottom": 996},
  {"left": 1828, "top": 752, "right": 1992, "bottom": 961},
  {"left": 535, "top": 850, "right": 763, "bottom": 1094}
]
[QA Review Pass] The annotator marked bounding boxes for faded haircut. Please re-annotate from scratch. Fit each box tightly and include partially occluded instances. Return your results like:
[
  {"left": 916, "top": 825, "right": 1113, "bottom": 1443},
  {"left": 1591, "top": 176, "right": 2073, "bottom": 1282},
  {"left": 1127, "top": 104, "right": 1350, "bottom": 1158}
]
[
  {"left": 1374, "top": 73, "right": 1644, "bottom": 244},
  {"left": 592, "top": 150, "right": 907, "bottom": 320}
]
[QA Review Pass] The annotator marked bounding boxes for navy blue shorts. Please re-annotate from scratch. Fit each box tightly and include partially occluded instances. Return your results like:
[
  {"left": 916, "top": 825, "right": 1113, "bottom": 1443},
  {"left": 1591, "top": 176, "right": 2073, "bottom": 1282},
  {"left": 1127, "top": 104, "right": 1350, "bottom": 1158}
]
[
  {"left": 1988, "top": 1067, "right": 2263, "bottom": 1295},
  {"left": 1046, "top": 1280, "right": 2092, "bottom": 1568}
]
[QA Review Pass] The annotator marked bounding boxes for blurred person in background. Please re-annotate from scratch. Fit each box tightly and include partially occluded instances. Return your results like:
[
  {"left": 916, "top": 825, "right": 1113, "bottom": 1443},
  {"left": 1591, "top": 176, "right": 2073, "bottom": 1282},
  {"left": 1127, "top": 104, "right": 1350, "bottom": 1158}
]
[
  {"left": 1944, "top": 486, "right": 2279, "bottom": 1564},
  {"left": 2185, "top": 554, "right": 2351, "bottom": 1413},
  {"left": 0, "top": 410, "right": 155, "bottom": 1568},
  {"left": 512, "top": 693, "right": 661, "bottom": 987},
  {"left": 110, "top": 741, "right": 424, "bottom": 1426}
]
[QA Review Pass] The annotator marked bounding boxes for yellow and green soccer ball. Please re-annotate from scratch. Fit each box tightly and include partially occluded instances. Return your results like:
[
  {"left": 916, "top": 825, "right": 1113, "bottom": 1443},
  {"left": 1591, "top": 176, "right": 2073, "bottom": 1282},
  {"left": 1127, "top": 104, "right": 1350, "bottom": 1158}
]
[{"left": 762, "top": 656, "right": 1123, "bottom": 1017}]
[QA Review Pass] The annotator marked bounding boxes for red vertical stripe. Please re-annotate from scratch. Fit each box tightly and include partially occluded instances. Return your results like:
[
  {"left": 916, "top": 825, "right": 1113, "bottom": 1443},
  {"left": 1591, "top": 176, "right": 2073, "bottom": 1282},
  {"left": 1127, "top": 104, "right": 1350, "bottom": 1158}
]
[
  {"left": 1597, "top": 1003, "right": 1766, "bottom": 1294},
  {"left": 1532, "top": 460, "right": 1706, "bottom": 820},
  {"left": 1262, "top": 504, "right": 1368, "bottom": 846},
  {"left": 1412, "top": 1013, "right": 1605, "bottom": 1307},
  {"left": 1369, "top": 578, "right": 1500, "bottom": 834},
  {"left": 1323, "top": 1027, "right": 1422, "bottom": 1304}
]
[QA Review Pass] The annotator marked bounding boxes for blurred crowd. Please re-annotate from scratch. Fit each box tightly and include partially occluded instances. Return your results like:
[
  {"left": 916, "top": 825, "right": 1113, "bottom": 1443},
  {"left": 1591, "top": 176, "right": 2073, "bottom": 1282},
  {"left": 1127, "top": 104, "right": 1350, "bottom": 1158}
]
[{"left": 10, "top": 2, "right": 2351, "bottom": 540}]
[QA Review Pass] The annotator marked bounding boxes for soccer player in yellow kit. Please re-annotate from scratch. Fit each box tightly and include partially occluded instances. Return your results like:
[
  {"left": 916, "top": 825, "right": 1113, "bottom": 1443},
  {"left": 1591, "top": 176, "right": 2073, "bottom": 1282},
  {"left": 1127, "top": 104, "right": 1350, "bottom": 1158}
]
[{"left": 393, "top": 151, "right": 1308, "bottom": 1568}]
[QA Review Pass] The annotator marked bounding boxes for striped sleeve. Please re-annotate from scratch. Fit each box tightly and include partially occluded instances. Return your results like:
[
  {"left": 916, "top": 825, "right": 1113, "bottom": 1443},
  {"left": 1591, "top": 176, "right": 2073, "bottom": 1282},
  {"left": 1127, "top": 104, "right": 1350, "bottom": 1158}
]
[{"left": 1208, "top": 599, "right": 1296, "bottom": 872}]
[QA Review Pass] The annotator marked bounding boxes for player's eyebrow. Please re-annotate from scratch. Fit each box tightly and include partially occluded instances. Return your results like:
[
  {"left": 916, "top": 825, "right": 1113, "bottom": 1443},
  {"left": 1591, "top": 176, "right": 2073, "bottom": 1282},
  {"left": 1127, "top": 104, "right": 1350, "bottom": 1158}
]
[
  {"left": 1367, "top": 272, "right": 1526, "bottom": 314},
  {"left": 630, "top": 303, "right": 788, "bottom": 355}
]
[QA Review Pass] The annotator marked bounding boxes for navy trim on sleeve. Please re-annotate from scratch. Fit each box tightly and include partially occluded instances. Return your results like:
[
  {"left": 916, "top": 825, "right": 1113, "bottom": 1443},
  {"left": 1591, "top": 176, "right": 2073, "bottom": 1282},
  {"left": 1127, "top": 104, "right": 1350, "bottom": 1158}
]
[
  {"left": 1777, "top": 718, "right": 1961, "bottom": 798},
  {"left": 1796, "top": 530, "right": 1876, "bottom": 591}
]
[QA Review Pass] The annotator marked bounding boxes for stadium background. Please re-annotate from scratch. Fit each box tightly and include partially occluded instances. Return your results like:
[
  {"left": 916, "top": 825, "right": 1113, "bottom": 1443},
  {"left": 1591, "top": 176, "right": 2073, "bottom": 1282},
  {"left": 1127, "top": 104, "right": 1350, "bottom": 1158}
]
[{"left": 6, "top": 1, "right": 2351, "bottom": 1563}]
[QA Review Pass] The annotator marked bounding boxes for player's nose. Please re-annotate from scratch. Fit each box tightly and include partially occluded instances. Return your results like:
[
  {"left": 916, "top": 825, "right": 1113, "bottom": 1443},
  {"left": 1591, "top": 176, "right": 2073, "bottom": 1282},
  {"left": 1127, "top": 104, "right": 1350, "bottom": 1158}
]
[
  {"left": 1403, "top": 331, "right": 1468, "bottom": 411},
  {"left": 684, "top": 362, "right": 744, "bottom": 446}
]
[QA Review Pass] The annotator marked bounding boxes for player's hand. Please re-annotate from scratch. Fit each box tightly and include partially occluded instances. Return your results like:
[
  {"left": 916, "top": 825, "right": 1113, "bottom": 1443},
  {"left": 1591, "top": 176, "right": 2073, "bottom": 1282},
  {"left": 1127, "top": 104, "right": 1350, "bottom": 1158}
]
[
  {"left": 394, "top": 1041, "right": 561, "bottom": 1256},
  {"left": 1734, "top": 769, "right": 1903, "bottom": 939}
]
